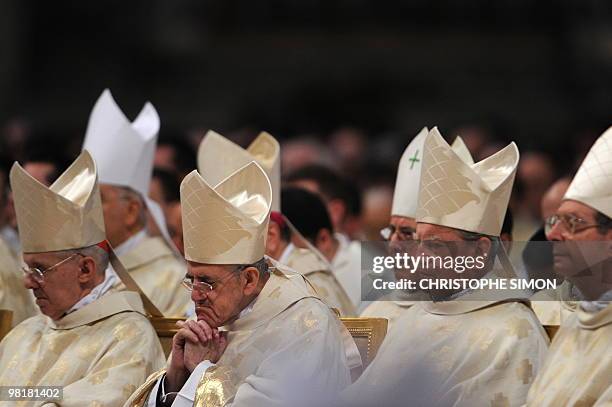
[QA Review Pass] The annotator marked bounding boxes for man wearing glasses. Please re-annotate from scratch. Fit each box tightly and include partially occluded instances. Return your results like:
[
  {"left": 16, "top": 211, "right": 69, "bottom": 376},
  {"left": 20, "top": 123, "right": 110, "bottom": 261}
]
[
  {"left": 127, "top": 161, "right": 357, "bottom": 407},
  {"left": 344, "top": 127, "right": 547, "bottom": 407},
  {"left": 527, "top": 127, "right": 612, "bottom": 406},
  {"left": 361, "top": 127, "right": 474, "bottom": 333},
  {"left": 0, "top": 151, "right": 165, "bottom": 406},
  {"left": 199, "top": 130, "right": 356, "bottom": 317}
]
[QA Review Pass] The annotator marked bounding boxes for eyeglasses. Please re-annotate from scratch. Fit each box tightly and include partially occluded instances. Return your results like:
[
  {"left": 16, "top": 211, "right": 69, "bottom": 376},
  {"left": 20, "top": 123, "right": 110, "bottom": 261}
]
[
  {"left": 22, "top": 253, "right": 82, "bottom": 283},
  {"left": 545, "top": 214, "right": 600, "bottom": 235},
  {"left": 182, "top": 265, "right": 247, "bottom": 293},
  {"left": 380, "top": 225, "right": 416, "bottom": 241}
]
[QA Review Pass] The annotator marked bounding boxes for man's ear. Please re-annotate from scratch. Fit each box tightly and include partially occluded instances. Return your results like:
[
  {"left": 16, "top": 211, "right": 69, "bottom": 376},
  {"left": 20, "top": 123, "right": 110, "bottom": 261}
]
[
  {"left": 476, "top": 236, "right": 493, "bottom": 259},
  {"left": 265, "top": 223, "right": 281, "bottom": 257},
  {"left": 125, "top": 198, "right": 144, "bottom": 229},
  {"left": 315, "top": 229, "right": 333, "bottom": 251},
  {"left": 241, "top": 267, "right": 260, "bottom": 296},
  {"left": 326, "top": 199, "right": 345, "bottom": 232},
  {"left": 77, "top": 256, "right": 98, "bottom": 284}
]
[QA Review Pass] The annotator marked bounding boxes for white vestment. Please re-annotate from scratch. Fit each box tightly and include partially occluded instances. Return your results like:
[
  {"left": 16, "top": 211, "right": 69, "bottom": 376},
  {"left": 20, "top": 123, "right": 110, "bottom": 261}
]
[
  {"left": 127, "top": 266, "right": 359, "bottom": 407},
  {"left": 344, "top": 298, "right": 549, "bottom": 407}
]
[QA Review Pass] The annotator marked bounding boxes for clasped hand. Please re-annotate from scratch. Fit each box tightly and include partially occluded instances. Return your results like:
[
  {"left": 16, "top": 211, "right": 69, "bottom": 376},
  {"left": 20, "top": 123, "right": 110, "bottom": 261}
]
[{"left": 176, "top": 320, "right": 228, "bottom": 372}]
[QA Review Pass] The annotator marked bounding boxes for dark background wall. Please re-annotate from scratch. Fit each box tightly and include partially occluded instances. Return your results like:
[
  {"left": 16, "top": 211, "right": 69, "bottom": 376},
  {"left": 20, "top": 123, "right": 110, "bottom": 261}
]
[{"left": 0, "top": 0, "right": 611, "bottom": 150}]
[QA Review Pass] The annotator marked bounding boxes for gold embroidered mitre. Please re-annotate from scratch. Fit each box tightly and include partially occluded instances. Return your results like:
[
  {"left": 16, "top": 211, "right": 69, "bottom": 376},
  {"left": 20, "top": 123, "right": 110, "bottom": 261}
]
[
  {"left": 197, "top": 130, "right": 281, "bottom": 212},
  {"left": 10, "top": 150, "right": 106, "bottom": 253},
  {"left": 416, "top": 127, "right": 519, "bottom": 237},
  {"left": 564, "top": 126, "right": 612, "bottom": 218},
  {"left": 181, "top": 161, "right": 272, "bottom": 264}
]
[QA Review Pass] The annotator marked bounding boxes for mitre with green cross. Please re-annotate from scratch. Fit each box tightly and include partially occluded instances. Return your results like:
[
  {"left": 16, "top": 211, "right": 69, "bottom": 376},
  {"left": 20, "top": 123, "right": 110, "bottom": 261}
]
[{"left": 391, "top": 127, "right": 474, "bottom": 219}]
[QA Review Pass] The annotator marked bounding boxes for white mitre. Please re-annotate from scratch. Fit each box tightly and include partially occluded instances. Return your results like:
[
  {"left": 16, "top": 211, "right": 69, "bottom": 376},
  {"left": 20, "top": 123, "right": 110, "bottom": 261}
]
[
  {"left": 451, "top": 135, "right": 475, "bottom": 165},
  {"left": 197, "top": 130, "right": 281, "bottom": 212},
  {"left": 391, "top": 127, "right": 428, "bottom": 219},
  {"left": 564, "top": 126, "right": 612, "bottom": 218},
  {"left": 392, "top": 127, "right": 474, "bottom": 219},
  {"left": 416, "top": 127, "right": 519, "bottom": 237},
  {"left": 82, "top": 89, "right": 174, "bottom": 248},
  {"left": 10, "top": 150, "right": 106, "bottom": 253},
  {"left": 181, "top": 161, "right": 272, "bottom": 264}
]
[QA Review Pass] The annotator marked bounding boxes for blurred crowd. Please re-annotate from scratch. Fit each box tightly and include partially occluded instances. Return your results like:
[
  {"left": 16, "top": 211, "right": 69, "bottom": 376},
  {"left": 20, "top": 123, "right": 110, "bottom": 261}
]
[{"left": 0, "top": 115, "right": 602, "bottom": 247}]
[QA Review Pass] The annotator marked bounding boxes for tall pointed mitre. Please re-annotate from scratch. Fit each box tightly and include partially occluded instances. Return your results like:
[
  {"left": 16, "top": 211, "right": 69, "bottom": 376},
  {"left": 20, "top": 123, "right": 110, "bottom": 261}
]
[
  {"left": 391, "top": 127, "right": 428, "bottom": 219},
  {"left": 451, "top": 135, "right": 475, "bottom": 165},
  {"left": 81, "top": 89, "right": 177, "bottom": 250},
  {"left": 197, "top": 130, "right": 281, "bottom": 212},
  {"left": 416, "top": 127, "right": 519, "bottom": 236},
  {"left": 82, "top": 89, "right": 159, "bottom": 197},
  {"left": 564, "top": 126, "right": 612, "bottom": 218},
  {"left": 10, "top": 150, "right": 106, "bottom": 253},
  {"left": 181, "top": 161, "right": 272, "bottom": 264},
  {"left": 392, "top": 128, "right": 474, "bottom": 219}
]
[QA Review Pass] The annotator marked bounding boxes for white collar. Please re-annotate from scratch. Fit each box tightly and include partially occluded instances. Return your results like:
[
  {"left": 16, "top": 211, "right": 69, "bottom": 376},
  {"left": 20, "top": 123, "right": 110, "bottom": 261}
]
[
  {"left": 65, "top": 263, "right": 119, "bottom": 315},
  {"left": 278, "top": 243, "right": 295, "bottom": 265},
  {"left": 580, "top": 290, "right": 612, "bottom": 314},
  {"left": 335, "top": 232, "right": 350, "bottom": 249},
  {"left": 114, "top": 229, "right": 147, "bottom": 256},
  {"left": 331, "top": 233, "right": 351, "bottom": 267}
]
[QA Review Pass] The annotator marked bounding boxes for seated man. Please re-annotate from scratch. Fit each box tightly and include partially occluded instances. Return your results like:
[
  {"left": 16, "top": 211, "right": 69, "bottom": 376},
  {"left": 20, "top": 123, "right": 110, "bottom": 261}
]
[
  {"left": 83, "top": 89, "right": 190, "bottom": 317},
  {"left": 0, "top": 151, "right": 165, "bottom": 406},
  {"left": 268, "top": 186, "right": 355, "bottom": 316},
  {"left": 360, "top": 128, "right": 472, "bottom": 332},
  {"left": 127, "top": 161, "right": 357, "bottom": 407},
  {"left": 198, "top": 130, "right": 353, "bottom": 316},
  {"left": 528, "top": 176, "right": 576, "bottom": 325},
  {"left": 285, "top": 164, "right": 363, "bottom": 309},
  {"left": 526, "top": 126, "right": 612, "bottom": 406},
  {"left": 343, "top": 127, "right": 548, "bottom": 407}
]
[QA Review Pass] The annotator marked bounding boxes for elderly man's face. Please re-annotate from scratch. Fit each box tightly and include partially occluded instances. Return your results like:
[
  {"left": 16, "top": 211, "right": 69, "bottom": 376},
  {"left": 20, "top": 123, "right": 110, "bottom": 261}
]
[
  {"left": 414, "top": 223, "right": 492, "bottom": 282},
  {"left": 99, "top": 184, "right": 142, "bottom": 247},
  {"left": 187, "top": 262, "right": 252, "bottom": 328},
  {"left": 547, "top": 200, "right": 612, "bottom": 279},
  {"left": 23, "top": 252, "right": 85, "bottom": 320},
  {"left": 388, "top": 216, "right": 417, "bottom": 243},
  {"left": 23, "top": 162, "right": 57, "bottom": 186}
]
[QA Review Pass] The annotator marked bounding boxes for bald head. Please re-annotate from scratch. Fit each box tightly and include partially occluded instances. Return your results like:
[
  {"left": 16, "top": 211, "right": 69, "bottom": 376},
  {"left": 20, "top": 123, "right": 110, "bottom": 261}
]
[{"left": 540, "top": 177, "right": 572, "bottom": 221}]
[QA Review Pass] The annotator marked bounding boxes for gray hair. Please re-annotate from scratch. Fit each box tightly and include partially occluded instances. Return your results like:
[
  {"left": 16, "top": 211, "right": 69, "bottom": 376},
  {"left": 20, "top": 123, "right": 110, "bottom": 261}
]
[
  {"left": 595, "top": 211, "right": 612, "bottom": 234},
  {"left": 233, "top": 257, "right": 269, "bottom": 278},
  {"left": 52, "top": 244, "right": 109, "bottom": 275}
]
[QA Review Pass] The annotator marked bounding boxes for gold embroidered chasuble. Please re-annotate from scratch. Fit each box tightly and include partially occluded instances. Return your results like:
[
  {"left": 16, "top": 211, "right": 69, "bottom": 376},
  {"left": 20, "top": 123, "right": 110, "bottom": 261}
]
[
  {"left": 117, "top": 236, "right": 190, "bottom": 317},
  {"left": 526, "top": 303, "right": 612, "bottom": 406},
  {"left": 283, "top": 245, "right": 356, "bottom": 316},
  {"left": 0, "top": 291, "right": 166, "bottom": 407},
  {"left": 345, "top": 298, "right": 549, "bottom": 407},
  {"left": 0, "top": 237, "right": 37, "bottom": 327},
  {"left": 530, "top": 281, "right": 578, "bottom": 325},
  {"left": 127, "top": 267, "right": 355, "bottom": 407},
  {"left": 359, "top": 299, "right": 415, "bottom": 334}
]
